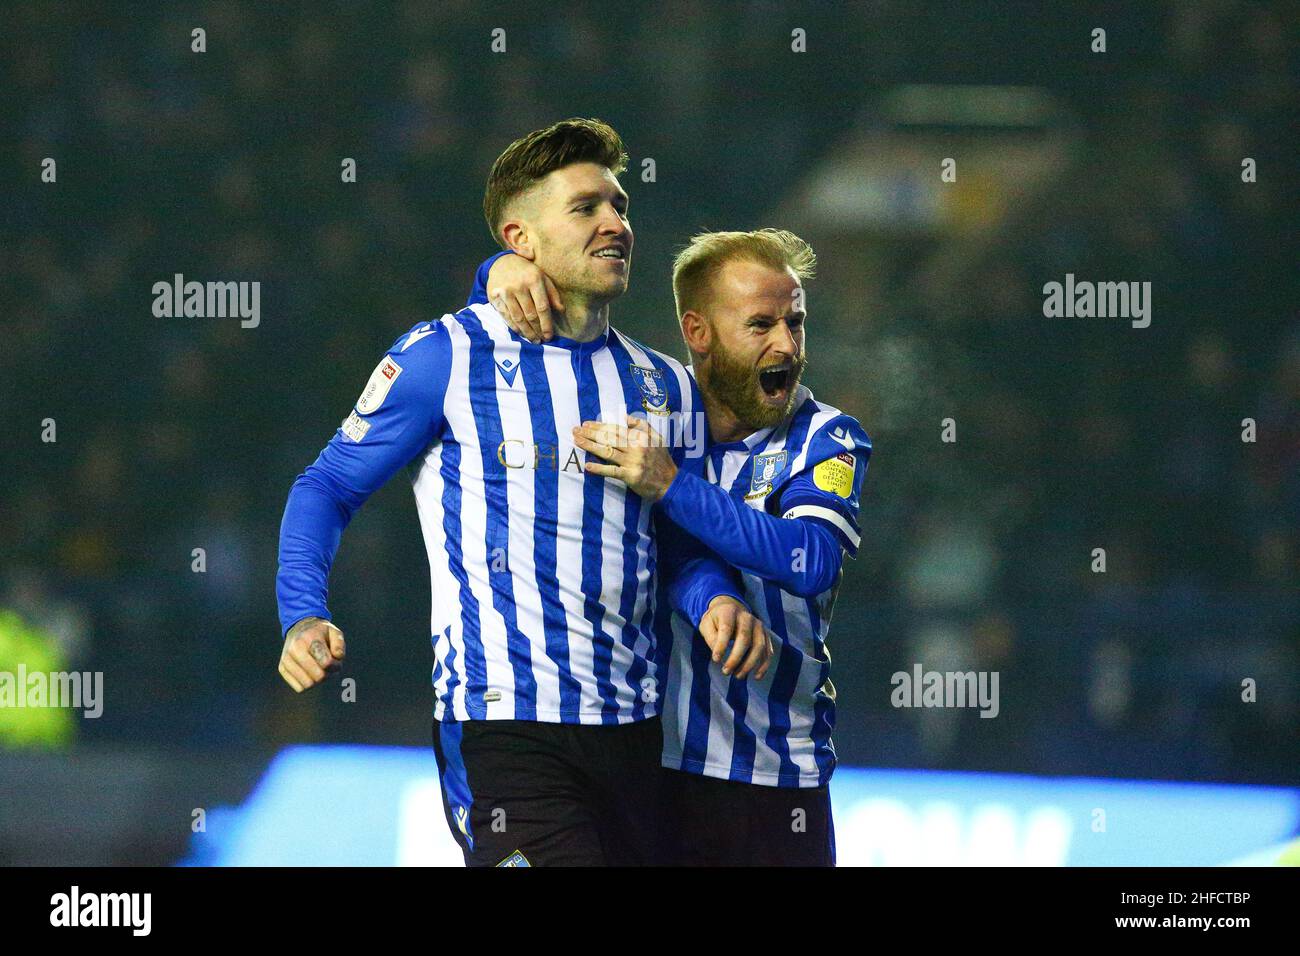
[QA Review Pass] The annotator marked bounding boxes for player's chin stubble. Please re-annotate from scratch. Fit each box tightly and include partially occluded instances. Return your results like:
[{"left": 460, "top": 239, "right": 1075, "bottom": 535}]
[
  {"left": 555, "top": 257, "right": 630, "bottom": 305},
  {"left": 706, "top": 343, "right": 806, "bottom": 431}
]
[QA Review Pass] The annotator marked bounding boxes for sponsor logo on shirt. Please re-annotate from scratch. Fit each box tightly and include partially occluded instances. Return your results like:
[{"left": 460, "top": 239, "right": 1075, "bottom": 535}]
[
  {"left": 813, "top": 453, "right": 855, "bottom": 498},
  {"left": 827, "top": 425, "right": 855, "bottom": 451},
  {"left": 494, "top": 357, "right": 520, "bottom": 387},
  {"left": 401, "top": 324, "right": 435, "bottom": 352},
  {"left": 356, "top": 357, "right": 402, "bottom": 414},
  {"left": 341, "top": 410, "right": 371, "bottom": 442}
]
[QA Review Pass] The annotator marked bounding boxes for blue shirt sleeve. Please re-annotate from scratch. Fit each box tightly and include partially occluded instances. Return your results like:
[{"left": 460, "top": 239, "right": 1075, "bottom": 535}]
[
  {"left": 770, "top": 452, "right": 869, "bottom": 557},
  {"left": 467, "top": 251, "right": 515, "bottom": 307},
  {"left": 659, "top": 471, "right": 844, "bottom": 598},
  {"left": 658, "top": 415, "right": 871, "bottom": 598},
  {"left": 656, "top": 512, "right": 746, "bottom": 627},
  {"left": 275, "top": 322, "right": 452, "bottom": 636}
]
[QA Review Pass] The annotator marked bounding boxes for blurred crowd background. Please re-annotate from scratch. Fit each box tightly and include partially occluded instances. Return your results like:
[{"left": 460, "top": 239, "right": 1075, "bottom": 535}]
[{"left": 4, "top": 1, "right": 1297, "bottom": 789}]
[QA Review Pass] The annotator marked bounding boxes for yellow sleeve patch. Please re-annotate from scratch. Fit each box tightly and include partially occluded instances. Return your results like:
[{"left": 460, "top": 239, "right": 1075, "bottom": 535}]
[{"left": 813, "top": 454, "right": 855, "bottom": 498}]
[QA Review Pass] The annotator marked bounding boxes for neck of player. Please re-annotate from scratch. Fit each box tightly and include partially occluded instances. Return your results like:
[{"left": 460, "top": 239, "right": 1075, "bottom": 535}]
[
  {"left": 554, "top": 295, "right": 610, "bottom": 343},
  {"left": 698, "top": 383, "right": 753, "bottom": 445}
]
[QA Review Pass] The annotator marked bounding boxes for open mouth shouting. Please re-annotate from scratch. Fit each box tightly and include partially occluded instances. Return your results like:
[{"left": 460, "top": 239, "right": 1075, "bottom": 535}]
[{"left": 758, "top": 362, "right": 797, "bottom": 402}]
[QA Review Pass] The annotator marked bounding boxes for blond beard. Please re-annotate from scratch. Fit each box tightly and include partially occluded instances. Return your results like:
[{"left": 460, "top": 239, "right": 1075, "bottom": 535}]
[{"left": 703, "top": 341, "right": 806, "bottom": 431}]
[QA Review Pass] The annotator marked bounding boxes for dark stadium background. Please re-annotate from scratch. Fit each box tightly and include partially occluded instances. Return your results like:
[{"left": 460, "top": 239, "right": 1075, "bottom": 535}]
[{"left": 2, "top": 1, "right": 1296, "bottom": 864}]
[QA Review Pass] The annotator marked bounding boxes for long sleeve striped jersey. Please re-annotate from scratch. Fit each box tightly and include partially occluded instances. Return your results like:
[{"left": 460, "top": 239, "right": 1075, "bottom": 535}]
[{"left": 276, "top": 303, "right": 736, "bottom": 725}]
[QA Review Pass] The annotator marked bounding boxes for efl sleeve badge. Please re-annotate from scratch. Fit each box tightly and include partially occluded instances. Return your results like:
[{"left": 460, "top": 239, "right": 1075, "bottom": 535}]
[
  {"left": 812, "top": 452, "right": 855, "bottom": 499},
  {"left": 356, "top": 356, "right": 403, "bottom": 415}
]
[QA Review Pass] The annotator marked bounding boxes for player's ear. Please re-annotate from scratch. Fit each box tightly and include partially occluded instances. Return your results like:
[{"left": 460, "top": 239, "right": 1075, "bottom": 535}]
[
  {"left": 500, "top": 219, "right": 534, "bottom": 259},
  {"left": 681, "top": 310, "right": 711, "bottom": 354}
]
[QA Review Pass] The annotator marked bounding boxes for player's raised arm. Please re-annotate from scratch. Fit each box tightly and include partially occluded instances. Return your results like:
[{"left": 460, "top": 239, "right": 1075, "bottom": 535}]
[
  {"left": 577, "top": 413, "right": 871, "bottom": 598},
  {"left": 466, "top": 250, "right": 559, "bottom": 343},
  {"left": 665, "top": 417, "right": 869, "bottom": 597},
  {"left": 274, "top": 321, "right": 452, "bottom": 692}
]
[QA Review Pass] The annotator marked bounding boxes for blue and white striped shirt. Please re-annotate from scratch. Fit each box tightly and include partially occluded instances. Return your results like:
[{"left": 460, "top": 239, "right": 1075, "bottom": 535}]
[
  {"left": 660, "top": 386, "right": 870, "bottom": 786},
  {"left": 276, "top": 303, "right": 729, "bottom": 725}
]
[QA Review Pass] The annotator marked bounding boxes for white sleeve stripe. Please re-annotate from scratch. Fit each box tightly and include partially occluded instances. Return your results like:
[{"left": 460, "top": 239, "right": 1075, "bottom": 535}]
[
  {"left": 781, "top": 505, "right": 860, "bottom": 548},
  {"left": 789, "top": 406, "right": 842, "bottom": 475}
]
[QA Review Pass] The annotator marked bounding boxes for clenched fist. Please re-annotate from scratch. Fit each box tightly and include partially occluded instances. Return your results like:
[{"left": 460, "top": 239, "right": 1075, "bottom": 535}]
[
  {"left": 698, "top": 595, "right": 773, "bottom": 680},
  {"left": 278, "top": 616, "right": 346, "bottom": 692}
]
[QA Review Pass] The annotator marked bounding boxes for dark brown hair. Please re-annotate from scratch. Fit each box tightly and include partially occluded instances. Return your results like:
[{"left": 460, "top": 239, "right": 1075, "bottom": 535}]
[{"left": 483, "top": 118, "right": 629, "bottom": 247}]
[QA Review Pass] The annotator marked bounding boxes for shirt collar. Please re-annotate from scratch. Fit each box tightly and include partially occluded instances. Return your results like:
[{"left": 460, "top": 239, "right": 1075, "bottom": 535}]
[{"left": 541, "top": 321, "right": 612, "bottom": 354}]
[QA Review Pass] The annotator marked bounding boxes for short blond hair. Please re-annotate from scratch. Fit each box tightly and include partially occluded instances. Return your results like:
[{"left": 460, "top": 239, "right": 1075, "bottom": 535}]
[{"left": 671, "top": 228, "right": 816, "bottom": 319}]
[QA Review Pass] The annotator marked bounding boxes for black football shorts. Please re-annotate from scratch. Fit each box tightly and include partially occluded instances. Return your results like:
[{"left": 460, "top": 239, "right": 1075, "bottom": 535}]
[
  {"left": 432, "top": 716, "right": 669, "bottom": 866},
  {"left": 664, "top": 767, "right": 836, "bottom": 866}
]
